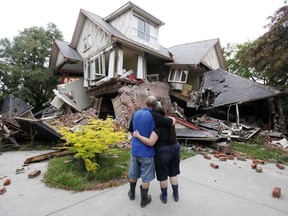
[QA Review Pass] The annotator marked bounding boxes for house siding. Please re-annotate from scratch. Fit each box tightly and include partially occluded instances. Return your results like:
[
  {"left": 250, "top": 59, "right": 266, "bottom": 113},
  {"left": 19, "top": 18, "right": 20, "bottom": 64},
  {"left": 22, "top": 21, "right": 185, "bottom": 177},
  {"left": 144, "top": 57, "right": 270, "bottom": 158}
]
[
  {"left": 202, "top": 47, "right": 221, "bottom": 69},
  {"left": 77, "top": 18, "right": 112, "bottom": 60},
  {"left": 109, "top": 10, "right": 132, "bottom": 38}
]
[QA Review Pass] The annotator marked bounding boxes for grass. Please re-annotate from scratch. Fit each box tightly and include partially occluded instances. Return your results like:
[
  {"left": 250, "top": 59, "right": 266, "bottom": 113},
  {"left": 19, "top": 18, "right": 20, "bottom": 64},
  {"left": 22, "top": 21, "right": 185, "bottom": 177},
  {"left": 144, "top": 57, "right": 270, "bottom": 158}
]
[
  {"left": 231, "top": 136, "right": 288, "bottom": 164},
  {"left": 44, "top": 147, "right": 131, "bottom": 191},
  {"left": 44, "top": 145, "right": 196, "bottom": 191}
]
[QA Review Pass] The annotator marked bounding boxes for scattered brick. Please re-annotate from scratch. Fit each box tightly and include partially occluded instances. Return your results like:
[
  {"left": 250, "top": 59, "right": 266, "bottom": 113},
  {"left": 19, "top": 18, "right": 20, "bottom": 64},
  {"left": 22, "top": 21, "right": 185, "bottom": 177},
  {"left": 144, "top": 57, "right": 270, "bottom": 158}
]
[
  {"left": 267, "top": 158, "right": 277, "bottom": 163},
  {"left": 226, "top": 155, "right": 235, "bottom": 160},
  {"left": 272, "top": 187, "right": 281, "bottom": 198},
  {"left": 28, "top": 170, "right": 41, "bottom": 178},
  {"left": 210, "top": 163, "right": 219, "bottom": 169},
  {"left": 237, "top": 156, "right": 247, "bottom": 161},
  {"left": 3, "top": 179, "right": 11, "bottom": 186},
  {"left": 204, "top": 154, "right": 211, "bottom": 160},
  {"left": 256, "top": 159, "right": 265, "bottom": 165},
  {"left": 219, "top": 157, "right": 227, "bottom": 162},
  {"left": 256, "top": 167, "right": 262, "bottom": 173},
  {"left": 251, "top": 163, "right": 257, "bottom": 169},
  {"left": 276, "top": 163, "right": 285, "bottom": 170},
  {"left": 214, "top": 154, "right": 220, "bottom": 159},
  {"left": 217, "top": 143, "right": 231, "bottom": 154},
  {"left": 219, "top": 153, "right": 227, "bottom": 158},
  {"left": 0, "top": 187, "right": 6, "bottom": 195}
]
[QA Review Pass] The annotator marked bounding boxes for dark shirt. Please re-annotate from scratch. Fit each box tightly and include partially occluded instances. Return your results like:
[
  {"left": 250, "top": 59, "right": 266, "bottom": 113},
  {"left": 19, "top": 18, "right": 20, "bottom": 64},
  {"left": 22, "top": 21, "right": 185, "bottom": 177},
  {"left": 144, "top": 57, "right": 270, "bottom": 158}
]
[
  {"left": 129, "top": 108, "right": 173, "bottom": 157},
  {"left": 154, "top": 125, "right": 177, "bottom": 149}
]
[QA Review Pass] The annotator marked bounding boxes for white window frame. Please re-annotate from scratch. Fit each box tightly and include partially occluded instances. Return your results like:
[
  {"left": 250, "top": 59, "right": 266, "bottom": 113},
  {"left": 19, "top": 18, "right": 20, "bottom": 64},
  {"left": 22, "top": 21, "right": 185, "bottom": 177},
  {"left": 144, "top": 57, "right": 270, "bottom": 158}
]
[
  {"left": 84, "top": 34, "right": 91, "bottom": 50},
  {"left": 132, "top": 15, "right": 157, "bottom": 45},
  {"left": 147, "top": 74, "right": 159, "bottom": 82},
  {"left": 168, "top": 68, "right": 188, "bottom": 83}
]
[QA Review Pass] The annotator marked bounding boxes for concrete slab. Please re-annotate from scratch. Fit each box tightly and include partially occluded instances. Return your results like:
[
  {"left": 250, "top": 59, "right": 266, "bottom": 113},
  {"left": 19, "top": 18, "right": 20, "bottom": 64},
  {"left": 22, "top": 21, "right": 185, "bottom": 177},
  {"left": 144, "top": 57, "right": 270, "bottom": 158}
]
[{"left": 0, "top": 151, "right": 288, "bottom": 216}]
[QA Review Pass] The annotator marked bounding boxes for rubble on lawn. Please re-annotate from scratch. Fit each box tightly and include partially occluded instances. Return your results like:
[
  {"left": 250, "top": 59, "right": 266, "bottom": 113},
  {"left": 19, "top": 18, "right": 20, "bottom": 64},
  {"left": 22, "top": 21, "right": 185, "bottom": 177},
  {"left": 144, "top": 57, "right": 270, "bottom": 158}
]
[{"left": 1, "top": 92, "right": 288, "bottom": 153}]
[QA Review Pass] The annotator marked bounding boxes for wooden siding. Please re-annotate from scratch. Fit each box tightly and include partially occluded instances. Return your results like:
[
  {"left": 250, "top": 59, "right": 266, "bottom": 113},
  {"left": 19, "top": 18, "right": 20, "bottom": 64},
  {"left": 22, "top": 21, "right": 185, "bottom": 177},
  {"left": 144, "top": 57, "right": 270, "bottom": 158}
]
[
  {"left": 77, "top": 18, "right": 112, "bottom": 60},
  {"left": 202, "top": 46, "right": 221, "bottom": 70}
]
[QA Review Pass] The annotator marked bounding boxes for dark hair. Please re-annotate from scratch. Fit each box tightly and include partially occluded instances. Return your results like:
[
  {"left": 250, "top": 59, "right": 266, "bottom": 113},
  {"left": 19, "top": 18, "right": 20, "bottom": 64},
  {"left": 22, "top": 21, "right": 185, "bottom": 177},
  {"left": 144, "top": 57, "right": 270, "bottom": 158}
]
[{"left": 154, "top": 105, "right": 165, "bottom": 116}]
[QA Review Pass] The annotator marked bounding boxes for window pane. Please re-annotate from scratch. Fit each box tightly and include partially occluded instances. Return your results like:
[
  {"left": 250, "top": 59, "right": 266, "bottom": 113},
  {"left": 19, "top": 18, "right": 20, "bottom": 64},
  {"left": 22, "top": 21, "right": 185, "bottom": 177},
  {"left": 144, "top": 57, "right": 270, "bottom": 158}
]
[
  {"left": 169, "top": 69, "right": 176, "bottom": 81},
  {"left": 181, "top": 70, "right": 187, "bottom": 82},
  {"left": 175, "top": 69, "right": 181, "bottom": 81},
  {"left": 95, "top": 57, "right": 100, "bottom": 74}
]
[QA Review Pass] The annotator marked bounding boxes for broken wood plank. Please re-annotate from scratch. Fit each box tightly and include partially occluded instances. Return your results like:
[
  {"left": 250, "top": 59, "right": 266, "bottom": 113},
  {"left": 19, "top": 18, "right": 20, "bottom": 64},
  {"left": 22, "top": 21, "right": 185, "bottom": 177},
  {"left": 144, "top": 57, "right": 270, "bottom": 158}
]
[
  {"left": 24, "top": 150, "right": 73, "bottom": 164},
  {"left": 28, "top": 170, "right": 41, "bottom": 178}
]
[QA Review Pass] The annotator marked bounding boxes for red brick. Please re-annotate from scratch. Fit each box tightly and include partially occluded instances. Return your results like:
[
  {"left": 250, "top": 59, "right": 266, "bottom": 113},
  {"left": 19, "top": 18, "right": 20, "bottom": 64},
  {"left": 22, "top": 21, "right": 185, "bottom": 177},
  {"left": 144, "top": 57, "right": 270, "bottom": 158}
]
[
  {"left": 204, "top": 154, "right": 211, "bottom": 160},
  {"left": 276, "top": 163, "right": 285, "bottom": 170},
  {"left": 256, "top": 159, "right": 265, "bottom": 165},
  {"left": 219, "top": 153, "right": 227, "bottom": 158},
  {"left": 0, "top": 187, "right": 6, "bottom": 195},
  {"left": 226, "top": 155, "right": 235, "bottom": 160},
  {"left": 210, "top": 163, "right": 219, "bottom": 169},
  {"left": 214, "top": 154, "right": 220, "bottom": 158},
  {"left": 251, "top": 163, "right": 257, "bottom": 169},
  {"left": 219, "top": 157, "right": 227, "bottom": 162},
  {"left": 272, "top": 187, "right": 281, "bottom": 198},
  {"left": 3, "top": 179, "right": 11, "bottom": 186}
]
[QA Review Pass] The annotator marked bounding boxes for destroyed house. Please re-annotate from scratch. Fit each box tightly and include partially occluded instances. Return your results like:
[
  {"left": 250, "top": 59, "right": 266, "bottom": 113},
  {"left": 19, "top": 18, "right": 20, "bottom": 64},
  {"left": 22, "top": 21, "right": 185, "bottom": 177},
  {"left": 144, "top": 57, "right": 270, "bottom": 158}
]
[{"left": 49, "top": 1, "right": 285, "bottom": 133}]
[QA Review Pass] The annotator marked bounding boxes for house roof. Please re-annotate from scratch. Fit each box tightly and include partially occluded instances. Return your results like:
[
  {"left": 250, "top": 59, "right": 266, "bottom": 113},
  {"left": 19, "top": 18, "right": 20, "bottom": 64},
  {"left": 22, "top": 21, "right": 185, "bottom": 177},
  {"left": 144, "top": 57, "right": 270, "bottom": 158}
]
[
  {"left": 70, "top": 9, "right": 170, "bottom": 59},
  {"left": 167, "top": 38, "right": 219, "bottom": 65},
  {"left": 199, "top": 69, "right": 282, "bottom": 107},
  {"left": 55, "top": 39, "right": 82, "bottom": 61},
  {"left": 104, "top": 1, "right": 165, "bottom": 26}
]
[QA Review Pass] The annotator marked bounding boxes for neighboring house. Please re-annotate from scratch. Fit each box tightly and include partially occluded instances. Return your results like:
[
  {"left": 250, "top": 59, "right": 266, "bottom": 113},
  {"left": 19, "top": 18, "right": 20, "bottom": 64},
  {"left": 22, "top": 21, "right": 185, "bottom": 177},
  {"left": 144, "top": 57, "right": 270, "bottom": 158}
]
[{"left": 49, "top": 1, "right": 285, "bottom": 132}]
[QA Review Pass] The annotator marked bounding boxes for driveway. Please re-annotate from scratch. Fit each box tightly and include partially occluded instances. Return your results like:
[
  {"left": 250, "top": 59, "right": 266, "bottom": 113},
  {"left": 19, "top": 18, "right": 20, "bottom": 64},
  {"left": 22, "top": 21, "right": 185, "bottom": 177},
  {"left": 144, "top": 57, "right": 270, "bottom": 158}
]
[{"left": 0, "top": 150, "right": 288, "bottom": 216}]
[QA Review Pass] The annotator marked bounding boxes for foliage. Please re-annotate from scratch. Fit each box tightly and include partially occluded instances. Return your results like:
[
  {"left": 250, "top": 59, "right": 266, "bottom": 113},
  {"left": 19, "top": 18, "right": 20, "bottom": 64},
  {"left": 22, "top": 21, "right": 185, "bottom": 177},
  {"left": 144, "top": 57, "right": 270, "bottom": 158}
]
[
  {"left": 247, "top": 5, "right": 288, "bottom": 87},
  {"left": 224, "top": 5, "right": 288, "bottom": 87},
  {"left": 231, "top": 136, "right": 288, "bottom": 164},
  {"left": 223, "top": 42, "right": 256, "bottom": 81},
  {"left": 0, "top": 23, "right": 63, "bottom": 111},
  {"left": 44, "top": 148, "right": 130, "bottom": 191},
  {"left": 180, "top": 147, "right": 196, "bottom": 160},
  {"left": 44, "top": 143, "right": 195, "bottom": 191},
  {"left": 59, "top": 117, "right": 127, "bottom": 172}
]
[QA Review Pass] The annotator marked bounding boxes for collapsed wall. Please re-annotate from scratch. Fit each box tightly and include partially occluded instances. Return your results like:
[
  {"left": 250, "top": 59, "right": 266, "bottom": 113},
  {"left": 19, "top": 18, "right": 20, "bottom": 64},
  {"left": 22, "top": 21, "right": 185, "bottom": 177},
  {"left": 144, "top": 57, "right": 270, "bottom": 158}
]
[{"left": 114, "top": 81, "right": 172, "bottom": 126}]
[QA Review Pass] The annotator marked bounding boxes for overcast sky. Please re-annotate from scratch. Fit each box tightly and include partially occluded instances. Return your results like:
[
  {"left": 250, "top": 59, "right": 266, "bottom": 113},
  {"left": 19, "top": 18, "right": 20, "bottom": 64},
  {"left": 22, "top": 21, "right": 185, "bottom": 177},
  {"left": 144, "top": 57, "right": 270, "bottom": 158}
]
[{"left": 0, "top": 0, "right": 285, "bottom": 48}]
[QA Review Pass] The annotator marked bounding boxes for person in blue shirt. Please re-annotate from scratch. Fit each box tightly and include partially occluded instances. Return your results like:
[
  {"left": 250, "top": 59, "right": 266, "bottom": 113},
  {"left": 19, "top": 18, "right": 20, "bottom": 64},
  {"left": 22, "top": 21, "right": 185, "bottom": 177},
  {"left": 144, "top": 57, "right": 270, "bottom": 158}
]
[
  {"left": 133, "top": 104, "right": 180, "bottom": 204},
  {"left": 128, "top": 95, "right": 175, "bottom": 208}
]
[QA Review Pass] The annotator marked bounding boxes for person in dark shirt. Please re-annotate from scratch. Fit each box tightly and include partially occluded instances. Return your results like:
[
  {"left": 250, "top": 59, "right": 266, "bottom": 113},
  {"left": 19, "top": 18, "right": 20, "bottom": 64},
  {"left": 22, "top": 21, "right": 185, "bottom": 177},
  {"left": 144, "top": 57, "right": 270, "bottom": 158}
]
[
  {"left": 133, "top": 105, "right": 181, "bottom": 204},
  {"left": 128, "top": 96, "right": 175, "bottom": 207}
]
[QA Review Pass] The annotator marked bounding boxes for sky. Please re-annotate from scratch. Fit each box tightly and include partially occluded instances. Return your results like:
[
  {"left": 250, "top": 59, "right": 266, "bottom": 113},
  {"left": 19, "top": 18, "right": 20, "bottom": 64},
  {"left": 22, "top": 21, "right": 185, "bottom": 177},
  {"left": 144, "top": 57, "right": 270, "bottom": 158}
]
[{"left": 0, "top": 0, "right": 286, "bottom": 48}]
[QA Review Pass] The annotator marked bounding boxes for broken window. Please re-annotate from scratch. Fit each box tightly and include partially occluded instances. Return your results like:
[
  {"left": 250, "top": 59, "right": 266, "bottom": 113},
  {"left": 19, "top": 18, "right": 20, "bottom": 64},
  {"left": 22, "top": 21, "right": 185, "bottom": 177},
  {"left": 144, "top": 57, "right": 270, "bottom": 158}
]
[
  {"left": 132, "top": 15, "right": 157, "bottom": 45},
  {"left": 168, "top": 68, "right": 188, "bottom": 83}
]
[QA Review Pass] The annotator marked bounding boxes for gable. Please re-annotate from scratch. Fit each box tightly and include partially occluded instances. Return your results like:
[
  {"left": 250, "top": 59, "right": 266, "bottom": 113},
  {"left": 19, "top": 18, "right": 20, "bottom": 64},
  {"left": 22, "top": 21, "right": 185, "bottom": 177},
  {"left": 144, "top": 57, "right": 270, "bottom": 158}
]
[{"left": 166, "top": 38, "right": 226, "bottom": 70}]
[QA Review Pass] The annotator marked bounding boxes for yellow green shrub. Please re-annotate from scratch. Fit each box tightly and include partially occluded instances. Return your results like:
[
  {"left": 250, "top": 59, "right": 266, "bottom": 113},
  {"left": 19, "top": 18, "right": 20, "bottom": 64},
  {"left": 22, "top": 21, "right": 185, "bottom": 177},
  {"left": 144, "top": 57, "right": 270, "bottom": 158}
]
[{"left": 59, "top": 117, "right": 127, "bottom": 172}]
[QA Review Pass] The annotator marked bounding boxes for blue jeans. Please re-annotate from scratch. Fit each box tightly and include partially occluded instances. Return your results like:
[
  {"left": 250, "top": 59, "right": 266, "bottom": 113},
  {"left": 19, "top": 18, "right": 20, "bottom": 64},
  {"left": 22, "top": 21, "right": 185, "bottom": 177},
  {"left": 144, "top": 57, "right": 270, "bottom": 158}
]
[{"left": 128, "top": 156, "right": 155, "bottom": 182}]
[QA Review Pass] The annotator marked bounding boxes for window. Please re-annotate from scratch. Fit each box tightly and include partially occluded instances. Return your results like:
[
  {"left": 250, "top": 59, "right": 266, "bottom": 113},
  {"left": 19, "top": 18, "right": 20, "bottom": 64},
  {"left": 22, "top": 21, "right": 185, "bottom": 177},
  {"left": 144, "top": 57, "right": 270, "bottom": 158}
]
[
  {"left": 133, "top": 15, "right": 157, "bottom": 45},
  {"left": 147, "top": 74, "right": 159, "bottom": 82},
  {"left": 168, "top": 68, "right": 188, "bottom": 83},
  {"left": 84, "top": 34, "right": 91, "bottom": 50},
  {"left": 94, "top": 55, "right": 105, "bottom": 76}
]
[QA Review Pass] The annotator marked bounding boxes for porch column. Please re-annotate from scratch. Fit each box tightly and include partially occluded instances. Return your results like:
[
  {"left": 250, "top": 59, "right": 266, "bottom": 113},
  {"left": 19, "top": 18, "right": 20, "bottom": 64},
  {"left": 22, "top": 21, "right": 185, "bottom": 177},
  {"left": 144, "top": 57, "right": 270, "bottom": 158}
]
[
  {"left": 116, "top": 48, "right": 124, "bottom": 76},
  {"left": 108, "top": 50, "right": 115, "bottom": 78},
  {"left": 137, "top": 55, "right": 146, "bottom": 79}
]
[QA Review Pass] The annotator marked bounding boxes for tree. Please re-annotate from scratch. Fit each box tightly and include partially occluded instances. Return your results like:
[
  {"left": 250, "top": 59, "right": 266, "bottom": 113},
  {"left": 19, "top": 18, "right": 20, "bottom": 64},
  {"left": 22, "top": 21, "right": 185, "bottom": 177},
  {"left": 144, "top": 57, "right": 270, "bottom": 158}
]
[
  {"left": 224, "top": 5, "right": 288, "bottom": 87},
  {"left": 244, "top": 5, "right": 288, "bottom": 87},
  {"left": 0, "top": 23, "right": 63, "bottom": 111},
  {"left": 223, "top": 42, "right": 256, "bottom": 81}
]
